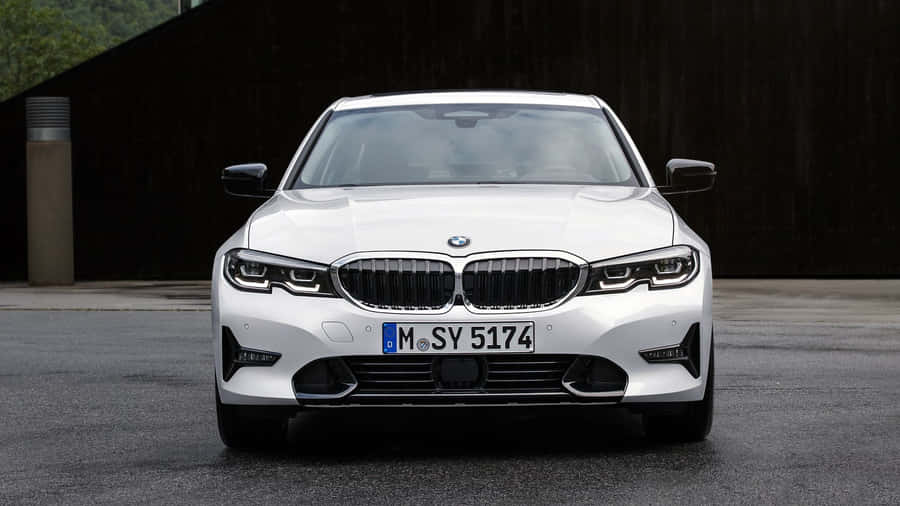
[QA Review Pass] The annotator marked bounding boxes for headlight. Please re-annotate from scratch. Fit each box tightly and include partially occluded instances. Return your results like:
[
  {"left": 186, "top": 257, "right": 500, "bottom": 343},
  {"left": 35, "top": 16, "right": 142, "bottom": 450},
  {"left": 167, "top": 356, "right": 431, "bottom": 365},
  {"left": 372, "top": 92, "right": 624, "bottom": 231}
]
[
  {"left": 582, "top": 245, "right": 699, "bottom": 294},
  {"left": 223, "top": 249, "right": 337, "bottom": 296}
]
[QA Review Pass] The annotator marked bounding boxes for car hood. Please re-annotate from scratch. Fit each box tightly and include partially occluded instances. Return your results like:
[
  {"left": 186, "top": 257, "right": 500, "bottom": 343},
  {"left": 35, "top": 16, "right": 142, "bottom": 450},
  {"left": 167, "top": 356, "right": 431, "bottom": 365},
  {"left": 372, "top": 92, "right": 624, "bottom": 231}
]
[{"left": 248, "top": 185, "right": 674, "bottom": 264}]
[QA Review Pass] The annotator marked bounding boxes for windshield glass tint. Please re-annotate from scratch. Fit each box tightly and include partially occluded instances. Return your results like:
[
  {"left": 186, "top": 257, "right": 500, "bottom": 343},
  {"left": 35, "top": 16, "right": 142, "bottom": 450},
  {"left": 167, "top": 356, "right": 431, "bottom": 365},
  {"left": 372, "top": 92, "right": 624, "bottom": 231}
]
[{"left": 294, "top": 104, "right": 638, "bottom": 187}]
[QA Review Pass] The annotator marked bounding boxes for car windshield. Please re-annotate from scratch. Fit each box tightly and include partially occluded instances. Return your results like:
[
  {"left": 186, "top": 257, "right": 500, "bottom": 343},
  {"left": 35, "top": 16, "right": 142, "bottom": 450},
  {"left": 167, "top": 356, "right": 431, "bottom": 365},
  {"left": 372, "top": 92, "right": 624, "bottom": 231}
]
[{"left": 293, "top": 104, "right": 639, "bottom": 188}]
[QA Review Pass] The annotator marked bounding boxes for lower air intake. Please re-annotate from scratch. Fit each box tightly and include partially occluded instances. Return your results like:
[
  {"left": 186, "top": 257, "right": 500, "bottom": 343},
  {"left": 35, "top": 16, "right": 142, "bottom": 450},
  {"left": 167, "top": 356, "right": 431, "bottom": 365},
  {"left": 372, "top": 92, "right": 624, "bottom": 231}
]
[{"left": 295, "top": 354, "right": 629, "bottom": 405}]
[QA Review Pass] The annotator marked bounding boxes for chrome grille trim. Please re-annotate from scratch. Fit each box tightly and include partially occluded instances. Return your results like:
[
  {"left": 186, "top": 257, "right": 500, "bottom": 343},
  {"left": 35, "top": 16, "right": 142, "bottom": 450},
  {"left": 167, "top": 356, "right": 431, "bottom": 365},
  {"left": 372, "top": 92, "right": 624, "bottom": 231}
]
[{"left": 330, "top": 251, "right": 588, "bottom": 314}]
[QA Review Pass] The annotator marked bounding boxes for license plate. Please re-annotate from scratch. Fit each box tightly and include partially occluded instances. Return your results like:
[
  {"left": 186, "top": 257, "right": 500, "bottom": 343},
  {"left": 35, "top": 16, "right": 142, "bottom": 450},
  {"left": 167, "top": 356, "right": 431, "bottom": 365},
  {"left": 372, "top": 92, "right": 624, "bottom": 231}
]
[{"left": 382, "top": 322, "right": 534, "bottom": 354}]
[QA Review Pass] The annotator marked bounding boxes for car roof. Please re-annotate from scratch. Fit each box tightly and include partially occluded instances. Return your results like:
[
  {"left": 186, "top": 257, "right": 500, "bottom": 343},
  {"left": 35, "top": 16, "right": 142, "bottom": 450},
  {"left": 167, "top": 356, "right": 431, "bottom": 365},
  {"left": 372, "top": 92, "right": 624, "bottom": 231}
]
[{"left": 334, "top": 90, "right": 604, "bottom": 111}]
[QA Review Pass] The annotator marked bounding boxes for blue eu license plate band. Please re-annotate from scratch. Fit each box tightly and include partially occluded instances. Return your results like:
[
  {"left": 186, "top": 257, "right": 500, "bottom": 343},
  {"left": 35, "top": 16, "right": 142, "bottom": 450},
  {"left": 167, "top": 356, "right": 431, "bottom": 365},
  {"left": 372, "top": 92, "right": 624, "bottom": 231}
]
[{"left": 382, "top": 323, "right": 398, "bottom": 353}]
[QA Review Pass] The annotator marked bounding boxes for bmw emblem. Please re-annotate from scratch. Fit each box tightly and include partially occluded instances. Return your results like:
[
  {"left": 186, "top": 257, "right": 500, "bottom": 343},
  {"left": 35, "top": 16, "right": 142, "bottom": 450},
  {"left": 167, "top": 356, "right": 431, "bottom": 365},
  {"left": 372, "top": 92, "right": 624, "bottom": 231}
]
[
  {"left": 448, "top": 235, "right": 470, "bottom": 248},
  {"left": 416, "top": 338, "right": 430, "bottom": 352}
]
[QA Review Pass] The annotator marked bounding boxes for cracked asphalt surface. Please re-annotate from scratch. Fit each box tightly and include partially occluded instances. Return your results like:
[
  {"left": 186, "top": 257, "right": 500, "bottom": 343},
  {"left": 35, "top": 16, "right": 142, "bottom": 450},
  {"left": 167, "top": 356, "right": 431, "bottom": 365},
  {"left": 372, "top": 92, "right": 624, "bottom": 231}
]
[{"left": 1, "top": 281, "right": 898, "bottom": 504}]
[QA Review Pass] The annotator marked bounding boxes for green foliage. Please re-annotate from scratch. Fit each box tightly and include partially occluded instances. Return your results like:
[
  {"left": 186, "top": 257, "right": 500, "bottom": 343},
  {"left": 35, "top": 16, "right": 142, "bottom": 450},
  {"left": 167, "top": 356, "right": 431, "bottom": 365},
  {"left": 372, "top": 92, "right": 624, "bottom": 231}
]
[
  {"left": 0, "top": 0, "right": 175, "bottom": 101},
  {"left": 34, "top": 0, "right": 176, "bottom": 42},
  {"left": 0, "top": 0, "right": 108, "bottom": 100}
]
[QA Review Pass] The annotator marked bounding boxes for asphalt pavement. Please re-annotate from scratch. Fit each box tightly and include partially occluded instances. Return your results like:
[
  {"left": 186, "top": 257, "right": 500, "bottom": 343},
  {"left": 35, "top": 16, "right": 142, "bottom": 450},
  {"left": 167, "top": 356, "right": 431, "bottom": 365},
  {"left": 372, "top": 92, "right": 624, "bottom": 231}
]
[{"left": 0, "top": 280, "right": 898, "bottom": 504}]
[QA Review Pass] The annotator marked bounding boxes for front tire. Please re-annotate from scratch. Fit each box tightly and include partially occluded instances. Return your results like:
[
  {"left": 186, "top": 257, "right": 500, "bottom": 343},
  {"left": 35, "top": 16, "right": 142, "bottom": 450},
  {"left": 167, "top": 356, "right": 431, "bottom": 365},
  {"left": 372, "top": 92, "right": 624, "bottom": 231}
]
[
  {"left": 216, "top": 380, "right": 289, "bottom": 449},
  {"left": 643, "top": 332, "right": 714, "bottom": 442}
]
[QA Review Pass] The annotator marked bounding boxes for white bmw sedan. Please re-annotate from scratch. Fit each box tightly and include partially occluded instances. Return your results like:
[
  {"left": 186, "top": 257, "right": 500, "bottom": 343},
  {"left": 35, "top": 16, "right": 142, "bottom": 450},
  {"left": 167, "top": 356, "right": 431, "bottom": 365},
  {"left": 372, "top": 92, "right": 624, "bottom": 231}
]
[{"left": 213, "top": 90, "right": 717, "bottom": 448}]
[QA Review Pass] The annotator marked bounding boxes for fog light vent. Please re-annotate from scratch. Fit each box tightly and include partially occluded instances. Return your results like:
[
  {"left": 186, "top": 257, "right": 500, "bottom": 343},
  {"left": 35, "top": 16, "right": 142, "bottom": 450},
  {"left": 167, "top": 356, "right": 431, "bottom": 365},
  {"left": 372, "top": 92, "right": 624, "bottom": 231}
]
[
  {"left": 222, "top": 326, "right": 281, "bottom": 381},
  {"left": 237, "top": 349, "right": 279, "bottom": 363},
  {"left": 562, "top": 356, "right": 627, "bottom": 398},
  {"left": 292, "top": 359, "right": 357, "bottom": 399},
  {"left": 639, "top": 322, "right": 701, "bottom": 378}
]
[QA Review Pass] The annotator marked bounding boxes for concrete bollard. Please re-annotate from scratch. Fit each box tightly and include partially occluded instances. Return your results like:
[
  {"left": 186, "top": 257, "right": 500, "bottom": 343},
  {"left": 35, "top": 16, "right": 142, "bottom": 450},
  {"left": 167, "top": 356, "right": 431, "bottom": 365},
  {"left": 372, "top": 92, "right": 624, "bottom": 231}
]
[{"left": 26, "top": 97, "right": 74, "bottom": 286}]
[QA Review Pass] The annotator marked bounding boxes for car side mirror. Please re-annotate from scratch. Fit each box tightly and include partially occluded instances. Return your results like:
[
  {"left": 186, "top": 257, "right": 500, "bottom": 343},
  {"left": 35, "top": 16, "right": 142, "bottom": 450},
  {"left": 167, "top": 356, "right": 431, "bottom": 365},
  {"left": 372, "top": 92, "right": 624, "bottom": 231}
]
[
  {"left": 658, "top": 159, "right": 716, "bottom": 195},
  {"left": 222, "top": 163, "right": 274, "bottom": 198}
]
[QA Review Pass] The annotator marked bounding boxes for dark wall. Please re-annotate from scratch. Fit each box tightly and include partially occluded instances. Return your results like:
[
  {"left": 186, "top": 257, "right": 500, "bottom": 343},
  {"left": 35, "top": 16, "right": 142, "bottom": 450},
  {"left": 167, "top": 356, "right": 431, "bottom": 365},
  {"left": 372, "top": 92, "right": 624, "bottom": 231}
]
[{"left": 1, "top": 0, "right": 898, "bottom": 280}]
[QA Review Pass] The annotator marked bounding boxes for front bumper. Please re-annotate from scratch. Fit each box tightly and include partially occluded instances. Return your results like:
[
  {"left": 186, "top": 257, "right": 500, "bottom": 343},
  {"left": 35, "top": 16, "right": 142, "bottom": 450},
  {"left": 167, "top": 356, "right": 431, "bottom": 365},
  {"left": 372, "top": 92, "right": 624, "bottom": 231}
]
[{"left": 213, "top": 257, "right": 713, "bottom": 407}]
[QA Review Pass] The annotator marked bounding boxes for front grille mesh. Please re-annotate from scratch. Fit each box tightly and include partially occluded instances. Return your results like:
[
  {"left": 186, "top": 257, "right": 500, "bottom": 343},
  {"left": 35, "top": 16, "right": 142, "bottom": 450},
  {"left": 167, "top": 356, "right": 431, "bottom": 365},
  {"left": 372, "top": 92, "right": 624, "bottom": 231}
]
[
  {"left": 462, "top": 257, "right": 580, "bottom": 309},
  {"left": 338, "top": 258, "right": 455, "bottom": 310},
  {"left": 345, "top": 354, "right": 576, "bottom": 395},
  {"left": 336, "top": 254, "right": 583, "bottom": 312}
]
